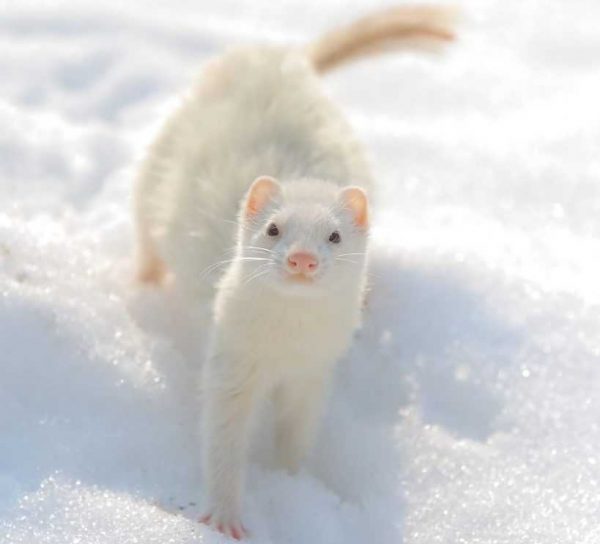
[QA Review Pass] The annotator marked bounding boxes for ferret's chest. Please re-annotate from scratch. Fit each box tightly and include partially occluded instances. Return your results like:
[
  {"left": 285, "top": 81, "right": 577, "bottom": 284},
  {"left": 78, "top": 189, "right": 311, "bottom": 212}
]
[{"left": 221, "top": 293, "right": 357, "bottom": 375}]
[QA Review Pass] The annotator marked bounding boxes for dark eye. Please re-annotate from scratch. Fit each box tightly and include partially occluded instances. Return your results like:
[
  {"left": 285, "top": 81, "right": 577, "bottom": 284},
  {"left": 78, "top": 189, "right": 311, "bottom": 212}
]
[
  {"left": 267, "top": 223, "right": 279, "bottom": 237},
  {"left": 329, "top": 231, "right": 341, "bottom": 243}
]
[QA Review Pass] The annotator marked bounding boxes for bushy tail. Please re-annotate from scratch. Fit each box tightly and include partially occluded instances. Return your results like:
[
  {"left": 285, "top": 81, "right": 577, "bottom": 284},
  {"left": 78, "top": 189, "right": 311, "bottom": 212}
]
[{"left": 306, "top": 4, "right": 457, "bottom": 73}]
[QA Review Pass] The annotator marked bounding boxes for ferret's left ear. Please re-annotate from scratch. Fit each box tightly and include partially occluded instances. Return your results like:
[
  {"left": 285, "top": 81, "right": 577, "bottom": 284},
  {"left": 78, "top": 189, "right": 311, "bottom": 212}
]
[
  {"left": 339, "top": 186, "right": 369, "bottom": 228},
  {"left": 245, "top": 175, "right": 281, "bottom": 218}
]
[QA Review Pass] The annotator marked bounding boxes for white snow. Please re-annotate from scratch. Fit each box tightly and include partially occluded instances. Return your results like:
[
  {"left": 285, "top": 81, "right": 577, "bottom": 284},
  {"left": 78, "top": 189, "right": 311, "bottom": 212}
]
[{"left": 1, "top": 0, "right": 600, "bottom": 542}]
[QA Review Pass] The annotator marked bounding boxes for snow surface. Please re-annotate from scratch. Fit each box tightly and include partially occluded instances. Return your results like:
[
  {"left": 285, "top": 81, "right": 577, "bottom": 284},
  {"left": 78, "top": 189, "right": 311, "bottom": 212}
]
[{"left": 2, "top": 0, "right": 600, "bottom": 542}]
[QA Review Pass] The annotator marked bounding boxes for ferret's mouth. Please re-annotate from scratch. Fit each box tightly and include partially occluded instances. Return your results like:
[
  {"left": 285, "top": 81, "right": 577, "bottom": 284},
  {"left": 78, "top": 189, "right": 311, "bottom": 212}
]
[{"left": 285, "top": 273, "right": 315, "bottom": 284}]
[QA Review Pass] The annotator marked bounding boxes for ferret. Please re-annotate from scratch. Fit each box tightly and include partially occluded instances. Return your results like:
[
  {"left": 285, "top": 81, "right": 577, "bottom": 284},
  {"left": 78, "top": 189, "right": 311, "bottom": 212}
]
[{"left": 133, "top": 5, "right": 455, "bottom": 539}]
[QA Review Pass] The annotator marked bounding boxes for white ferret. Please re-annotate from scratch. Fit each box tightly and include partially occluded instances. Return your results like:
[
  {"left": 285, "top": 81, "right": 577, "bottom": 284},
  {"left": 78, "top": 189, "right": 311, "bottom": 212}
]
[{"left": 133, "top": 5, "right": 455, "bottom": 539}]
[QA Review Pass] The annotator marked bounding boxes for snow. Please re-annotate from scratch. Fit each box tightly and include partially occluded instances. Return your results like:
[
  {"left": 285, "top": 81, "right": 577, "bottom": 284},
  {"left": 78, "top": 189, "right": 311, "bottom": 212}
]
[{"left": 1, "top": 0, "right": 600, "bottom": 542}]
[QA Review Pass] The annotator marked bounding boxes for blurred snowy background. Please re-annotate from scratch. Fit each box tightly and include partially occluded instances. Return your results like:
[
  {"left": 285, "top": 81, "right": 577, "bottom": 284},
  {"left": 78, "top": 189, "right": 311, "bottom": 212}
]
[{"left": 1, "top": 0, "right": 600, "bottom": 542}]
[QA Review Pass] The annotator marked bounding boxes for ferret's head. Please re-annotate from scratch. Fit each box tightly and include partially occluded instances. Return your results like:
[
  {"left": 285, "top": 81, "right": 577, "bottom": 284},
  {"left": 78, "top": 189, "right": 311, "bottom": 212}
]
[{"left": 236, "top": 175, "right": 369, "bottom": 296}]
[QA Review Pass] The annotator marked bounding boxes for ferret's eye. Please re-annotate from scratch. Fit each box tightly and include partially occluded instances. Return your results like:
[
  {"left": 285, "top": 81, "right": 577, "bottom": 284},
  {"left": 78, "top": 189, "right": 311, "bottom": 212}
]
[
  {"left": 267, "top": 223, "right": 279, "bottom": 237},
  {"left": 329, "top": 231, "right": 341, "bottom": 243}
]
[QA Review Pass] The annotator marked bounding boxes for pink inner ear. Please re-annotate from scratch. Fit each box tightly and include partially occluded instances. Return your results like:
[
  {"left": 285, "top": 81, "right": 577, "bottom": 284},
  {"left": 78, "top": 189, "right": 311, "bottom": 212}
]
[
  {"left": 245, "top": 176, "right": 280, "bottom": 217},
  {"left": 340, "top": 187, "right": 369, "bottom": 228}
]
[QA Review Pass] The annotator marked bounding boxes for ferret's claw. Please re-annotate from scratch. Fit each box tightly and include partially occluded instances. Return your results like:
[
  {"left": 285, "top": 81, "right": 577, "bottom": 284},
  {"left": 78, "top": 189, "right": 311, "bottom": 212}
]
[
  {"left": 200, "top": 513, "right": 247, "bottom": 541},
  {"left": 230, "top": 525, "right": 246, "bottom": 540}
]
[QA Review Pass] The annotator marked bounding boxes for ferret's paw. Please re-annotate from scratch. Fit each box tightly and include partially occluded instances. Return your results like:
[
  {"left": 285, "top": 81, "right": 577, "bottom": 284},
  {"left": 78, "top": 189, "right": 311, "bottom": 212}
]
[
  {"left": 200, "top": 513, "right": 247, "bottom": 541},
  {"left": 136, "top": 255, "right": 168, "bottom": 286}
]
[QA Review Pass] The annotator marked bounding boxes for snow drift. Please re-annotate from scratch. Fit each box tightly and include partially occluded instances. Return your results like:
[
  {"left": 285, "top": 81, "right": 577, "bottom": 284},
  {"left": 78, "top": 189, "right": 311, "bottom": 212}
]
[{"left": 1, "top": 0, "right": 600, "bottom": 542}]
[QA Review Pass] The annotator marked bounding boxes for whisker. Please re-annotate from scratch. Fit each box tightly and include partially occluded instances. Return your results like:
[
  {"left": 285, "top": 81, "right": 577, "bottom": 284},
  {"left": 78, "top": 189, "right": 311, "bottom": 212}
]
[
  {"left": 336, "top": 252, "right": 367, "bottom": 258},
  {"left": 244, "top": 269, "right": 273, "bottom": 287},
  {"left": 218, "top": 244, "right": 244, "bottom": 256},
  {"left": 224, "top": 246, "right": 275, "bottom": 256},
  {"left": 242, "top": 263, "right": 274, "bottom": 286},
  {"left": 200, "top": 255, "right": 273, "bottom": 281},
  {"left": 244, "top": 246, "right": 275, "bottom": 253},
  {"left": 199, "top": 257, "right": 260, "bottom": 278},
  {"left": 198, "top": 258, "right": 237, "bottom": 280}
]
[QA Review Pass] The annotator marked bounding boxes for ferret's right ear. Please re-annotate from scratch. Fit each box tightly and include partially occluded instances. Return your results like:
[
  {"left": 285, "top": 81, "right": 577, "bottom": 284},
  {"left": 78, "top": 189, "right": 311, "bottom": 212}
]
[
  {"left": 339, "top": 186, "right": 369, "bottom": 229},
  {"left": 244, "top": 176, "right": 281, "bottom": 218}
]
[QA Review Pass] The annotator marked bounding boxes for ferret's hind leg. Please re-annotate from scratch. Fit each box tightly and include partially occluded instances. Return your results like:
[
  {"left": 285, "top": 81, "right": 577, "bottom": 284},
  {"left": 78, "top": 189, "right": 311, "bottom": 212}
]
[
  {"left": 132, "top": 153, "right": 171, "bottom": 285},
  {"left": 136, "top": 234, "right": 167, "bottom": 285},
  {"left": 134, "top": 193, "right": 168, "bottom": 285}
]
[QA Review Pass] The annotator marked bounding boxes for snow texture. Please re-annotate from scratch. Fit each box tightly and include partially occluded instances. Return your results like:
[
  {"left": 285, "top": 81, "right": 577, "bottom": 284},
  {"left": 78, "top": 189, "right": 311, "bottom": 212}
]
[{"left": 1, "top": 0, "right": 600, "bottom": 542}]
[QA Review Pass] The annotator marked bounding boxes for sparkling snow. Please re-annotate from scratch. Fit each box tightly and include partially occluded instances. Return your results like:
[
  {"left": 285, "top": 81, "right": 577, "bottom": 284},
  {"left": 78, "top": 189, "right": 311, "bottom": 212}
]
[{"left": 1, "top": 1, "right": 600, "bottom": 542}]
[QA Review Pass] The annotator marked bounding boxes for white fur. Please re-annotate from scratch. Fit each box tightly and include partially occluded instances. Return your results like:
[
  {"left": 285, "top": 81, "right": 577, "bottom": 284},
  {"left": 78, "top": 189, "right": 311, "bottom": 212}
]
[
  {"left": 134, "top": 45, "right": 372, "bottom": 537},
  {"left": 202, "top": 177, "right": 369, "bottom": 533}
]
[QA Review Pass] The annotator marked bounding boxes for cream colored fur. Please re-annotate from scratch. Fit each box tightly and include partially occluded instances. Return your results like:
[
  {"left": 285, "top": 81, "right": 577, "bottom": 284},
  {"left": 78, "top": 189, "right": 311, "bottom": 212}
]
[
  {"left": 134, "top": 47, "right": 372, "bottom": 293},
  {"left": 132, "top": 5, "right": 454, "bottom": 539}
]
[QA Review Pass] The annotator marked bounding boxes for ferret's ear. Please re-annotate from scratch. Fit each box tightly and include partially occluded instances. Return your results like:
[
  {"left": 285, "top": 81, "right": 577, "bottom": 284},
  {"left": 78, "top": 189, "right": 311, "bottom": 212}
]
[
  {"left": 244, "top": 176, "right": 281, "bottom": 218},
  {"left": 339, "top": 186, "right": 369, "bottom": 228}
]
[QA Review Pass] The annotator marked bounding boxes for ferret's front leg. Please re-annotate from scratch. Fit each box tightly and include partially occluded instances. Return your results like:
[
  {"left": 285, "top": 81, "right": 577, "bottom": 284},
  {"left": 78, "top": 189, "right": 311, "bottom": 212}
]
[
  {"left": 274, "top": 374, "right": 330, "bottom": 473},
  {"left": 201, "top": 357, "right": 258, "bottom": 540}
]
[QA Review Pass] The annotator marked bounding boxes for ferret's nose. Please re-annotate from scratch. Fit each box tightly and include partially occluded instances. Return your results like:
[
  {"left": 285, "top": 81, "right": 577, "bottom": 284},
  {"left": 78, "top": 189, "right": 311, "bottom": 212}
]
[{"left": 287, "top": 252, "right": 319, "bottom": 275}]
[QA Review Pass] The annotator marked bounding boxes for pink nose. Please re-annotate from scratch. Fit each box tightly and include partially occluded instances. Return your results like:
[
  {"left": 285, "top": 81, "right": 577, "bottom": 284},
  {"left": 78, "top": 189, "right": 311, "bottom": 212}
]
[{"left": 287, "top": 252, "right": 319, "bottom": 275}]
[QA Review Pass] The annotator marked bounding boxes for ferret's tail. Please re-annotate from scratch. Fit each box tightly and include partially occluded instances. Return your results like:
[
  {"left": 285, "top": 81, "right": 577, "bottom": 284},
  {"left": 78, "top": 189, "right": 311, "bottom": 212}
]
[{"left": 306, "top": 4, "right": 457, "bottom": 74}]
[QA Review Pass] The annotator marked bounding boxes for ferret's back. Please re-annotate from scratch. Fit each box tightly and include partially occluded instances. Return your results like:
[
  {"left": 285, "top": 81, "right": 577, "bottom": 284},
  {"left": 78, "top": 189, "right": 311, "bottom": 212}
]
[
  {"left": 136, "top": 45, "right": 371, "bottom": 294},
  {"left": 187, "top": 46, "right": 371, "bottom": 186}
]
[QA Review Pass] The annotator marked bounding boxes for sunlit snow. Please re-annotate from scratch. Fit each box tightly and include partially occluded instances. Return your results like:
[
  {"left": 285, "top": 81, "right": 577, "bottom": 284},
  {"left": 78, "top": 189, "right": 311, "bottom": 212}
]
[{"left": 1, "top": 1, "right": 600, "bottom": 542}]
